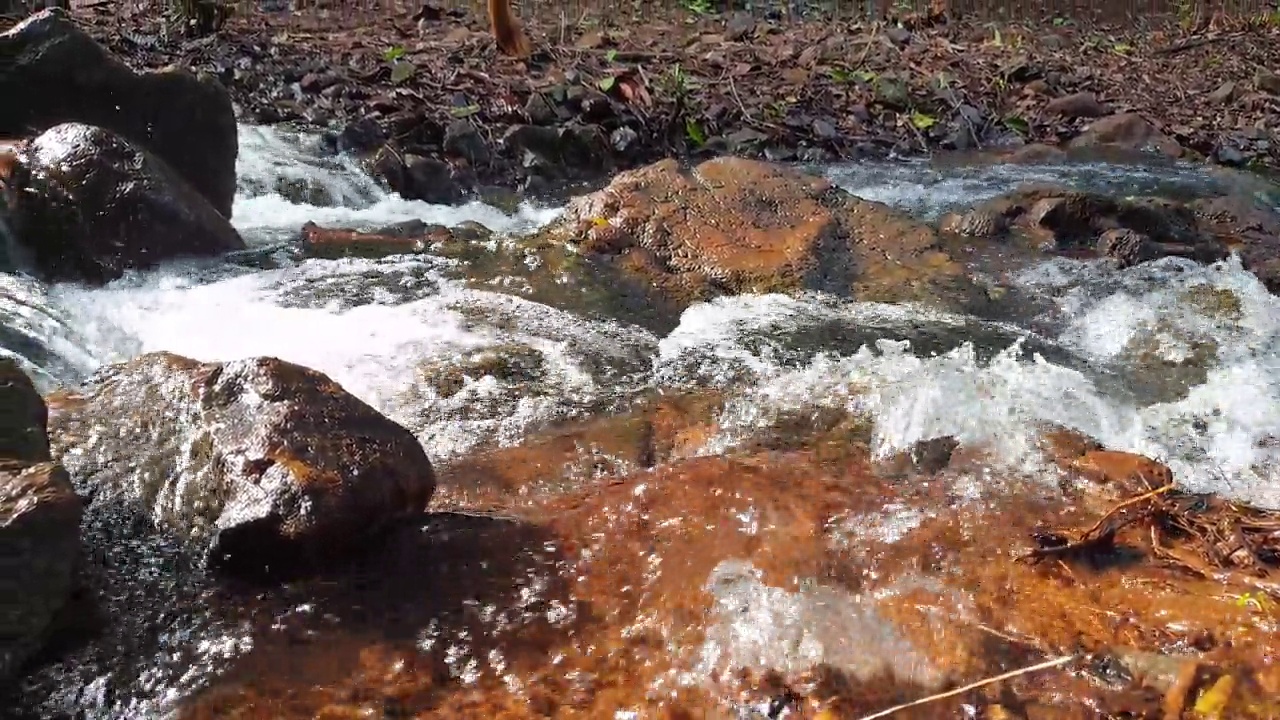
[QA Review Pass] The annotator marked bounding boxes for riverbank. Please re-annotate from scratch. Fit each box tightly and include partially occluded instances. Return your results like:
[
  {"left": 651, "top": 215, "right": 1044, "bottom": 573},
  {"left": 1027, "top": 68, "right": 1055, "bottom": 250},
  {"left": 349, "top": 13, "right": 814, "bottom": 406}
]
[{"left": 50, "top": 2, "right": 1280, "bottom": 198}]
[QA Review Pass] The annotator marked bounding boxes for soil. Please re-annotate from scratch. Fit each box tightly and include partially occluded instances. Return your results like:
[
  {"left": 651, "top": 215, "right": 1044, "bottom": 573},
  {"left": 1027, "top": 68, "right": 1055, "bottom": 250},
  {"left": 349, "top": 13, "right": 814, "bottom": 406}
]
[{"left": 34, "top": 1, "right": 1280, "bottom": 197}]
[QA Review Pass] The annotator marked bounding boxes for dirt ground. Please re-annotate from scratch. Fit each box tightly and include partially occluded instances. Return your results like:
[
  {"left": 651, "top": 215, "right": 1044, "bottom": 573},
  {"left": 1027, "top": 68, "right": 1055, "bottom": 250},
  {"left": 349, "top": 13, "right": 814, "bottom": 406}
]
[{"left": 36, "top": 0, "right": 1280, "bottom": 194}]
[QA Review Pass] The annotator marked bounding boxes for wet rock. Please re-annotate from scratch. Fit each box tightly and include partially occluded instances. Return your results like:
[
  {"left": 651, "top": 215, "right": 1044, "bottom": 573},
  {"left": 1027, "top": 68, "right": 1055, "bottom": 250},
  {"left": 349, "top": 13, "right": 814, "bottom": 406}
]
[
  {"left": 369, "top": 147, "right": 466, "bottom": 205},
  {"left": 299, "top": 221, "right": 451, "bottom": 259},
  {"left": 1068, "top": 112, "right": 1183, "bottom": 158},
  {"left": 943, "top": 185, "right": 1228, "bottom": 267},
  {"left": 873, "top": 436, "right": 960, "bottom": 479},
  {"left": 1097, "top": 228, "right": 1160, "bottom": 268},
  {"left": 0, "top": 459, "right": 83, "bottom": 685},
  {"left": 3, "top": 123, "right": 245, "bottom": 283},
  {"left": 0, "top": 357, "right": 49, "bottom": 462},
  {"left": 443, "top": 119, "right": 490, "bottom": 166},
  {"left": 540, "top": 157, "right": 986, "bottom": 312},
  {"left": 0, "top": 9, "right": 237, "bottom": 217},
  {"left": 501, "top": 122, "right": 613, "bottom": 179},
  {"left": 416, "top": 344, "right": 548, "bottom": 400},
  {"left": 1190, "top": 194, "right": 1280, "bottom": 293},
  {"left": 1044, "top": 91, "right": 1112, "bottom": 118},
  {"left": 49, "top": 352, "right": 437, "bottom": 575},
  {"left": 336, "top": 116, "right": 386, "bottom": 155},
  {"left": 1002, "top": 143, "right": 1068, "bottom": 164}
]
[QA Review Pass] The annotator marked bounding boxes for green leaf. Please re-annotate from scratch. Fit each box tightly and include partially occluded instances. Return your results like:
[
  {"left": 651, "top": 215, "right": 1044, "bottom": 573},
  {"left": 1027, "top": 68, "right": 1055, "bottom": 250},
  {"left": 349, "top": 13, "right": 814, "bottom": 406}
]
[
  {"left": 1003, "top": 115, "right": 1030, "bottom": 135},
  {"left": 605, "top": 49, "right": 618, "bottom": 63},
  {"left": 383, "top": 45, "right": 406, "bottom": 62},
  {"left": 684, "top": 118, "right": 706, "bottom": 147},
  {"left": 390, "top": 60, "right": 416, "bottom": 85},
  {"left": 598, "top": 76, "right": 617, "bottom": 92},
  {"left": 910, "top": 111, "right": 937, "bottom": 130},
  {"left": 449, "top": 104, "right": 481, "bottom": 118}
]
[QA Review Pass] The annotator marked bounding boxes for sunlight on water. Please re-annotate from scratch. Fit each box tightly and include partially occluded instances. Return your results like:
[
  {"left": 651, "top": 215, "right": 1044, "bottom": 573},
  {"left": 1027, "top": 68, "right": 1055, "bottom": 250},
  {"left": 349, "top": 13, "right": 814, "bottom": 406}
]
[{"left": 5, "top": 122, "right": 1280, "bottom": 717}]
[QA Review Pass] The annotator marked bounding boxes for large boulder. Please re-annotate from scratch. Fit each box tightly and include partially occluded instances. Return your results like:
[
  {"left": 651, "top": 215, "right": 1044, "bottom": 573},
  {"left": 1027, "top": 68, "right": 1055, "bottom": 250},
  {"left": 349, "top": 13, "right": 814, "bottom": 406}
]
[
  {"left": 49, "top": 352, "right": 437, "bottom": 575},
  {"left": 539, "top": 157, "right": 988, "bottom": 313},
  {"left": 939, "top": 185, "right": 1230, "bottom": 269},
  {"left": 0, "top": 359, "right": 80, "bottom": 686},
  {"left": 3, "top": 123, "right": 245, "bottom": 282},
  {"left": 1190, "top": 194, "right": 1280, "bottom": 293},
  {"left": 0, "top": 8, "right": 237, "bottom": 217}
]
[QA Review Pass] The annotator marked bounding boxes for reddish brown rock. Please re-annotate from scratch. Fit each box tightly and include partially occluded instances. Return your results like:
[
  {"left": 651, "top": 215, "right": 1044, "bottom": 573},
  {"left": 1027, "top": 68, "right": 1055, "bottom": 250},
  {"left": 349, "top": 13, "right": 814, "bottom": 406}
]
[
  {"left": 0, "top": 459, "right": 83, "bottom": 684},
  {"left": 1068, "top": 112, "right": 1184, "bottom": 158},
  {"left": 938, "top": 185, "right": 1230, "bottom": 268},
  {"left": 49, "top": 352, "right": 436, "bottom": 575},
  {"left": 541, "top": 157, "right": 988, "bottom": 313},
  {"left": 1044, "top": 91, "right": 1112, "bottom": 119}
]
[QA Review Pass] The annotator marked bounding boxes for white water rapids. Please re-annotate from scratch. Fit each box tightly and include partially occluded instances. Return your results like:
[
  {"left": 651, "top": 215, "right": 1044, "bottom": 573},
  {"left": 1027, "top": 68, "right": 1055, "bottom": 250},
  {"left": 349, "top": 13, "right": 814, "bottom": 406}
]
[
  {"left": 6, "top": 124, "right": 1277, "bottom": 505},
  {"left": 4, "top": 124, "right": 1280, "bottom": 718}
]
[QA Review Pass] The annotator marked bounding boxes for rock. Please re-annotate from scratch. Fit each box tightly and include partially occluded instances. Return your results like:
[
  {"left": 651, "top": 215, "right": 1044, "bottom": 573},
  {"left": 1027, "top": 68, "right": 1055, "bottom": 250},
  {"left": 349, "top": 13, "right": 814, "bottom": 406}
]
[
  {"left": 336, "top": 116, "right": 386, "bottom": 155},
  {"left": 724, "top": 11, "right": 755, "bottom": 42},
  {"left": 1256, "top": 69, "right": 1280, "bottom": 96},
  {"left": 403, "top": 155, "right": 466, "bottom": 205},
  {"left": 0, "top": 9, "right": 237, "bottom": 217},
  {"left": 1191, "top": 194, "right": 1280, "bottom": 293},
  {"left": 299, "top": 220, "right": 454, "bottom": 259},
  {"left": 1215, "top": 142, "right": 1246, "bottom": 166},
  {"left": 539, "top": 157, "right": 986, "bottom": 312},
  {"left": 1068, "top": 112, "right": 1183, "bottom": 158},
  {"left": 1207, "top": 81, "right": 1237, "bottom": 104},
  {"left": 0, "top": 357, "right": 49, "bottom": 462},
  {"left": 1003, "top": 143, "right": 1068, "bottom": 164},
  {"left": 443, "top": 119, "right": 490, "bottom": 166},
  {"left": 501, "top": 123, "right": 613, "bottom": 179},
  {"left": 0, "top": 460, "right": 83, "bottom": 684},
  {"left": 1043, "top": 91, "right": 1112, "bottom": 118},
  {"left": 3, "top": 123, "right": 245, "bottom": 283},
  {"left": 523, "top": 92, "right": 558, "bottom": 126},
  {"left": 874, "top": 436, "right": 960, "bottom": 478},
  {"left": 1097, "top": 228, "right": 1159, "bottom": 268},
  {"left": 946, "top": 186, "right": 1227, "bottom": 267},
  {"left": 49, "top": 352, "right": 437, "bottom": 575}
]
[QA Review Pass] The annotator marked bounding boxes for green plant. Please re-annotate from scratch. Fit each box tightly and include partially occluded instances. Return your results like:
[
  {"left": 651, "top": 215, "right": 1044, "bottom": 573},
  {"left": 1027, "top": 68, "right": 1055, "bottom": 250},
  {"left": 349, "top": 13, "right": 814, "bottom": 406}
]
[
  {"left": 681, "top": 0, "right": 712, "bottom": 15},
  {"left": 383, "top": 45, "right": 416, "bottom": 84}
]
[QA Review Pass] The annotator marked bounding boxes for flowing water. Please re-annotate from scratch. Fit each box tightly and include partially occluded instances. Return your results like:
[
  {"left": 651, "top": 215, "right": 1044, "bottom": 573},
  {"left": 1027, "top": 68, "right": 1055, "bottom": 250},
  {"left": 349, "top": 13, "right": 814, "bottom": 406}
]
[{"left": 3, "top": 125, "right": 1280, "bottom": 718}]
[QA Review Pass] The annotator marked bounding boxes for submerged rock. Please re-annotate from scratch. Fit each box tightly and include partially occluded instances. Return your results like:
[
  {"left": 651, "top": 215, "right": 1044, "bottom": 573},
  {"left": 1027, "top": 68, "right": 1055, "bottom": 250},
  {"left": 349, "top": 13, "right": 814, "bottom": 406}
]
[
  {"left": 0, "top": 8, "right": 238, "bottom": 217},
  {"left": 0, "top": 360, "right": 80, "bottom": 686},
  {"left": 0, "top": 459, "right": 82, "bottom": 686},
  {"left": 3, "top": 123, "right": 245, "bottom": 283},
  {"left": 540, "top": 157, "right": 987, "bottom": 312},
  {"left": 49, "top": 352, "right": 436, "bottom": 575},
  {"left": 939, "top": 185, "right": 1230, "bottom": 269},
  {"left": 0, "top": 357, "right": 49, "bottom": 462}
]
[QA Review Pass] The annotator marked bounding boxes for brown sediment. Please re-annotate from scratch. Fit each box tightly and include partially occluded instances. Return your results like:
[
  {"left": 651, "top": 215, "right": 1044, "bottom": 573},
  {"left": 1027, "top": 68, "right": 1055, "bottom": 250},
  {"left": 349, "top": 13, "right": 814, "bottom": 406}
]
[{"left": 175, "top": 404, "right": 1280, "bottom": 719}]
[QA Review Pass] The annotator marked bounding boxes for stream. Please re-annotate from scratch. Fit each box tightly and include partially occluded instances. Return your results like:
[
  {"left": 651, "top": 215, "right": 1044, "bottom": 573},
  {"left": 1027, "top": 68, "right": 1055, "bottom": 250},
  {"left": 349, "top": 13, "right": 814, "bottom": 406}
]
[{"left": 2, "top": 125, "right": 1280, "bottom": 718}]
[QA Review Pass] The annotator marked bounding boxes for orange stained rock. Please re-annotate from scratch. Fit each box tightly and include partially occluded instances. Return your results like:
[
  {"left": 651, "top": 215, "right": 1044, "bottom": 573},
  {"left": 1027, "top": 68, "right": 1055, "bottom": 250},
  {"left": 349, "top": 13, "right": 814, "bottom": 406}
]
[{"left": 179, "top": 443, "right": 1280, "bottom": 720}]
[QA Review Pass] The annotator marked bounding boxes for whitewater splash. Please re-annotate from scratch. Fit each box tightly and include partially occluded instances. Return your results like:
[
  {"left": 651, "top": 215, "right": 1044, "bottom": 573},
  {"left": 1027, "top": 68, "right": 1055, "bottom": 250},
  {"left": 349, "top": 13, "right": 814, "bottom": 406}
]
[{"left": 2, "top": 123, "right": 1277, "bottom": 507}]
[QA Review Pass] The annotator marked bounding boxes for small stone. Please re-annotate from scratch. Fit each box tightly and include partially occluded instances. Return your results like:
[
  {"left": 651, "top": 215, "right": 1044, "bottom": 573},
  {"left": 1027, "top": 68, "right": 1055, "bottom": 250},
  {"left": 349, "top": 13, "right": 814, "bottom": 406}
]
[
  {"left": 1044, "top": 91, "right": 1111, "bottom": 119},
  {"left": 1215, "top": 143, "right": 1246, "bottom": 167},
  {"left": 443, "top": 120, "right": 489, "bottom": 165},
  {"left": 885, "top": 26, "right": 912, "bottom": 46},
  {"left": 724, "top": 11, "right": 755, "bottom": 42},
  {"left": 523, "top": 93, "right": 558, "bottom": 126},
  {"left": 811, "top": 119, "right": 838, "bottom": 140},
  {"left": 610, "top": 126, "right": 639, "bottom": 153},
  {"left": 1207, "top": 81, "right": 1237, "bottom": 104},
  {"left": 1256, "top": 69, "right": 1280, "bottom": 96}
]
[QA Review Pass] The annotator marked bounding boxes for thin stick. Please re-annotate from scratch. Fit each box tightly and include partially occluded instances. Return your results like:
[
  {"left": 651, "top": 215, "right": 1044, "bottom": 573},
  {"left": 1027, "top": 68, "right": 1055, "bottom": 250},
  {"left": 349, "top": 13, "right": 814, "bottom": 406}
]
[{"left": 854, "top": 655, "right": 1078, "bottom": 720}]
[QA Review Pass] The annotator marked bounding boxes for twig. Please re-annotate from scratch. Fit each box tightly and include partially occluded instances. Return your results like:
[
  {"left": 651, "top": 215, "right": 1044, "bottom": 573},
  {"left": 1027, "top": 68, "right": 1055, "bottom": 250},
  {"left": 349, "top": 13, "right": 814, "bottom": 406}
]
[
  {"left": 854, "top": 655, "right": 1078, "bottom": 720},
  {"left": 1152, "top": 32, "right": 1241, "bottom": 56},
  {"left": 1078, "top": 482, "right": 1174, "bottom": 539}
]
